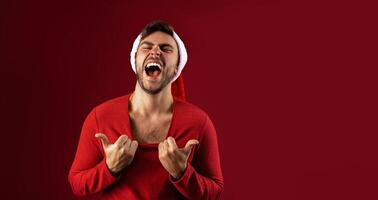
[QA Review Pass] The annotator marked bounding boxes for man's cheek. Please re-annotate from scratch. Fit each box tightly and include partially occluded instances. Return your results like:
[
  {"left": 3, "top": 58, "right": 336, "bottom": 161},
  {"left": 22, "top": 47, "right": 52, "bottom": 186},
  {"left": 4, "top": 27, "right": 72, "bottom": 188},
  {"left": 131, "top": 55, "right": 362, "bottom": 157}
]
[{"left": 136, "top": 59, "right": 144, "bottom": 70}]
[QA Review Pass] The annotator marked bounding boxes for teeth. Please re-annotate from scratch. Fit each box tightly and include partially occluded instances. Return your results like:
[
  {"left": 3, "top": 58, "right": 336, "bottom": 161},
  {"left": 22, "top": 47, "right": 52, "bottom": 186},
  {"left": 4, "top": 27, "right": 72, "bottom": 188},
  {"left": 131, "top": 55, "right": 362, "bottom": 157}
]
[{"left": 146, "top": 62, "right": 162, "bottom": 70}]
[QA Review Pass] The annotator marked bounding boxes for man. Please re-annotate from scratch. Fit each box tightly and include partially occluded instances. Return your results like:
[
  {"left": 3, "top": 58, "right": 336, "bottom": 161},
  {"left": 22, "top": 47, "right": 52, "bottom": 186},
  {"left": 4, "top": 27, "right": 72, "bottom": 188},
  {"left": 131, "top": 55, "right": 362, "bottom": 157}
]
[{"left": 68, "top": 21, "right": 224, "bottom": 199}]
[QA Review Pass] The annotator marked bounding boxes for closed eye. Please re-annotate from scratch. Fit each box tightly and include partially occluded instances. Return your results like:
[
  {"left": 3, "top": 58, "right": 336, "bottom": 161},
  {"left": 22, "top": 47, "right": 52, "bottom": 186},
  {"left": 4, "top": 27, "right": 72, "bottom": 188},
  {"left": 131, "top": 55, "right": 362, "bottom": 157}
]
[
  {"left": 160, "top": 44, "right": 173, "bottom": 52},
  {"left": 161, "top": 48, "right": 173, "bottom": 52},
  {"left": 141, "top": 45, "right": 152, "bottom": 50},
  {"left": 139, "top": 42, "right": 174, "bottom": 53}
]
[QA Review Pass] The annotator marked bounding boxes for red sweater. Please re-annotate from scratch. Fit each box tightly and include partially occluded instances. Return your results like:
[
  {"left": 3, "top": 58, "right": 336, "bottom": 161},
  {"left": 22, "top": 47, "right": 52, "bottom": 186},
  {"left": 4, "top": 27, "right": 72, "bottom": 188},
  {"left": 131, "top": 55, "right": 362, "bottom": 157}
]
[{"left": 68, "top": 94, "right": 224, "bottom": 199}]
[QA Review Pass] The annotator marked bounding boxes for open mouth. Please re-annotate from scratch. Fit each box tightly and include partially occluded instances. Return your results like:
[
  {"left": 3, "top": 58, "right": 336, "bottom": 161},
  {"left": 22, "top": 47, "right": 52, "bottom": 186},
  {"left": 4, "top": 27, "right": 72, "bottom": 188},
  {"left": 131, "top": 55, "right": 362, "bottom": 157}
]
[{"left": 145, "top": 62, "right": 162, "bottom": 78}]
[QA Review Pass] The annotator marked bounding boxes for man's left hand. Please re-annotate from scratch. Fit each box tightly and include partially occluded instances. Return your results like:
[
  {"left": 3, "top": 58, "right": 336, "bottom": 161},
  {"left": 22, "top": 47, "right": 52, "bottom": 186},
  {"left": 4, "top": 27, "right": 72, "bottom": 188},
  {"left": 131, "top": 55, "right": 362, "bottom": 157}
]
[{"left": 158, "top": 136, "right": 199, "bottom": 179}]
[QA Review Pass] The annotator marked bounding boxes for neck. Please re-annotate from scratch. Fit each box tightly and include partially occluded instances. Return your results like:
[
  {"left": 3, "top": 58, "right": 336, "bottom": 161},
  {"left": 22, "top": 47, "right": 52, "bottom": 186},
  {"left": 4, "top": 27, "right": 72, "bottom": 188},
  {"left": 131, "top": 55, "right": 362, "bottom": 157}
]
[{"left": 129, "top": 82, "right": 174, "bottom": 116}]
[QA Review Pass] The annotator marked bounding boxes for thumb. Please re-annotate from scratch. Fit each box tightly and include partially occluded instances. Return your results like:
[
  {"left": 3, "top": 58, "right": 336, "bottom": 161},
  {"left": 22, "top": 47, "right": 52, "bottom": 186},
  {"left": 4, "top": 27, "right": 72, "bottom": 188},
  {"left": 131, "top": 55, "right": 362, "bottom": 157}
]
[
  {"left": 95, "top": 133, "right": 110, "bottom": 149},
  {"left": 182, "top": 139, "right": 199, "bottom": 154}
]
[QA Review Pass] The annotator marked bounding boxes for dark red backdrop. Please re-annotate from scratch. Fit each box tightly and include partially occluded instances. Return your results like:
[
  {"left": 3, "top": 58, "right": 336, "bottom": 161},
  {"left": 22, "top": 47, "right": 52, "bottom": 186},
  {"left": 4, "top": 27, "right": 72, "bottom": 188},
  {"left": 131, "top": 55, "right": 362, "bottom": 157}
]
[{"left": 1, "top": 0, "right": 377, "bottom": 199}]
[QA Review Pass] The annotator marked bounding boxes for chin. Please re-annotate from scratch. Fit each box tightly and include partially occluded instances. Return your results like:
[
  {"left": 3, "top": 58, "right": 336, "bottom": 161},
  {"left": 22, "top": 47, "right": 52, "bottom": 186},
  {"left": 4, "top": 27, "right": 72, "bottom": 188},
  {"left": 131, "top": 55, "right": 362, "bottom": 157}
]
[
  {"left": 136, "top": 72, "right": 173, "bottom": 95},
  {"left": 138, "top": 80, "right": 163, "bottom": 95},
  {"left": 143, "top": 87, "right": 164, "bottom": 95}
]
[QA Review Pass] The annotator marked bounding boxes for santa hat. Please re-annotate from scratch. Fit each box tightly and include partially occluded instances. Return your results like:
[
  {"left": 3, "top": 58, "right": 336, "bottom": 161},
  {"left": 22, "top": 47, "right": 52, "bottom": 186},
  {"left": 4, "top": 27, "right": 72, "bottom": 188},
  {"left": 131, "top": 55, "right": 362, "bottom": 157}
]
[{"left": 130, "top": 32, "right": 187, "bottom": 101}]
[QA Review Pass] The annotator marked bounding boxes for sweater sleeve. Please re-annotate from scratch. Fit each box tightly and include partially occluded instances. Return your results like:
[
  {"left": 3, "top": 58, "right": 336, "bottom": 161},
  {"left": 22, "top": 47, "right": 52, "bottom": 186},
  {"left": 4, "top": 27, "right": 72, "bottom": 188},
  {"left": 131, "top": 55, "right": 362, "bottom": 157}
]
[
  {"left": 68, "top": 108, "right": 118, "bottom": 196},
  {"left": 170, "top": 115, "right": 224, "bottom": 199}
]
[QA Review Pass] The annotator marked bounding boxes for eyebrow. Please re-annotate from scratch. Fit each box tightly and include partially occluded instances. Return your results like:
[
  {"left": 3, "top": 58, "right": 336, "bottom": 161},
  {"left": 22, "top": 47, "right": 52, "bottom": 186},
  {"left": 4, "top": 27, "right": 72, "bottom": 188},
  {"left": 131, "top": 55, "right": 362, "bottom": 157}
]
[{"left": 140, "top": 41, "right": 174, "bottom": 49}]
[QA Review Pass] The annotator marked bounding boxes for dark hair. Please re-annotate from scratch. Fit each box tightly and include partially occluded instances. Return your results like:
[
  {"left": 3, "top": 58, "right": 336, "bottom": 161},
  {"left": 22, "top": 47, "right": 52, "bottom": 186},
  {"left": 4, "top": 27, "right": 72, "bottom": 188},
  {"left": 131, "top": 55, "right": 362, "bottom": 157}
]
[{"left": 140, "top": 20, "right": 175, "bottom": 40}]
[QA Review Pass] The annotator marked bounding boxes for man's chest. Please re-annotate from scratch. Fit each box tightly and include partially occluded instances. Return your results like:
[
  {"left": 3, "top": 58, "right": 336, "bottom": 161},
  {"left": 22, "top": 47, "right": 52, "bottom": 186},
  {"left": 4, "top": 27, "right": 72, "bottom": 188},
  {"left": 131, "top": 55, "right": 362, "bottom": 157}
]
[{"left": 129, "top": 114, "right": 172, "bottom": 144}]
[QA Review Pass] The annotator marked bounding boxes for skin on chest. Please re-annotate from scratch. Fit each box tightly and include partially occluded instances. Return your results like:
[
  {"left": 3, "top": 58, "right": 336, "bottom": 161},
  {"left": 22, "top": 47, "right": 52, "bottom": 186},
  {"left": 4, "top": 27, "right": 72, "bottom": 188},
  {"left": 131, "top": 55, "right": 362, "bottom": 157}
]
[{"left": 129, "top": 113, "right": 172, "bottom": 144}]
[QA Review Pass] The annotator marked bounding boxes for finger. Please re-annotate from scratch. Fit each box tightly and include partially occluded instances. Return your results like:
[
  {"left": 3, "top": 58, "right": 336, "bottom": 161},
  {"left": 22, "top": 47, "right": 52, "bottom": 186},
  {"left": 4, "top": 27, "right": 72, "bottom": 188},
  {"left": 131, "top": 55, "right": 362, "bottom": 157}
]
[
  {"left": 158, "top": 142, "right": 162, "bottom": 152},
  {"left": 163, "top": 140, "right": 173, "bottom": 158},
  {"left": 183, "top": 139, "right": 199, "bottom": 153},
  {"left": 164, "top": 140, "right": 169, "bottom": 151},
  {"left": 158, "top": 142, "right": 165, "bottom": 157},
  {"left": 166, "top": 137, "right": 178, "bottom": 152},
  {"left": 124, "top": 138, "right": 131, "bottom": 149},
  {"left": 95, "top": 133, "right": 110, "bottom": 149},
  {"left": 160, "top": 140, "right": 168, "bottom": 154},
  {"left": 114, "top": 134, "right": 128, "bottom": 147},
  {"left": 130, "top": 140, "right": 138, "bottom": 154}
]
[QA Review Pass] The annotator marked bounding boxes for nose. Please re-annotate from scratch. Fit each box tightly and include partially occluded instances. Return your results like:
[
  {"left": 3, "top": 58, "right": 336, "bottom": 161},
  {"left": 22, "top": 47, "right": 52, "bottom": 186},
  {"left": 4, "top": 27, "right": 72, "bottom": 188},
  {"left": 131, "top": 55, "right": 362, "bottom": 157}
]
[{"left": 150, "top": 46, "right": 161, "bottom": 57}]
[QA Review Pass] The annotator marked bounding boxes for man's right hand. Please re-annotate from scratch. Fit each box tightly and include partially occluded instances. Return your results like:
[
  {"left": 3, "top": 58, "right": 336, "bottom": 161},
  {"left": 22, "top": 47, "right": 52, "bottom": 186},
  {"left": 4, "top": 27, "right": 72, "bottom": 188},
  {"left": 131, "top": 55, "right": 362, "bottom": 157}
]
[{"left": 95, "top": 133, "right": 138, "bottom": 175}]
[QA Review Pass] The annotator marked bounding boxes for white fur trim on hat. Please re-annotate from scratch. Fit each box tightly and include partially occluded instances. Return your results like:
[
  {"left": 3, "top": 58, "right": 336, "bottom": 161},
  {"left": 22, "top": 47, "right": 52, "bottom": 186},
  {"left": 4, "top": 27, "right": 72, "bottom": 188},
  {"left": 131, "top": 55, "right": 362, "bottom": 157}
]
[{"left": 130, "top": 31, "right": 188, "bottom": 83}]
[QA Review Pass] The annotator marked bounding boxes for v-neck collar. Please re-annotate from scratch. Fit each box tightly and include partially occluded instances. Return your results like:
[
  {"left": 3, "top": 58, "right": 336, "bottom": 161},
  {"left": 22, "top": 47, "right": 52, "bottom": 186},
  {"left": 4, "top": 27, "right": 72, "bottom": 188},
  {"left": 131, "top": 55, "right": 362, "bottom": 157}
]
[{"left": 123, "top": 93, "right": 177, "bottom": 149}]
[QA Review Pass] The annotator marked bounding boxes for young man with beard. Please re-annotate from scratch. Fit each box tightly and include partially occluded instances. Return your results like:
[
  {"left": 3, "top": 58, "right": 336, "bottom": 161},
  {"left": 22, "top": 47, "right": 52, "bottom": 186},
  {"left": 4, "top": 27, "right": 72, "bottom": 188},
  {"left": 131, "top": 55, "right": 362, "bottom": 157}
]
[{"left": 68, "top": 21, "right": 224, "bottom": 199}]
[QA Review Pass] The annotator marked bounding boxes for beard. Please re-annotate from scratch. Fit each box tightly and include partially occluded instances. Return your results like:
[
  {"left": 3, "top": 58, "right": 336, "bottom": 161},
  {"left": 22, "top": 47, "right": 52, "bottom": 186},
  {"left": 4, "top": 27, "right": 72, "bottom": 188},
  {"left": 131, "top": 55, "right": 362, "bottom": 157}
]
[{"left": 135, "top": 65, "right": 175, "bottom": 95}]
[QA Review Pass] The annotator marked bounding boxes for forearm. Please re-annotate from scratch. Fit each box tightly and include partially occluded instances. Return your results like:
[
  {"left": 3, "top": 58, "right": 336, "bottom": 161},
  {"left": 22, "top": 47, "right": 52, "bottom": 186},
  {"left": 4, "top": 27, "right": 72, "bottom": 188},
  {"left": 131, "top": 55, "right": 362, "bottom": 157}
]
[
  {"left": 170, "top": 163, "right": 224, "bottom": 199},
  {"left": 170, "top": 114, "right": 224, "bottom": 199},
  {"left": 68, "top": 158, "right": 118, "bottom": 196}
]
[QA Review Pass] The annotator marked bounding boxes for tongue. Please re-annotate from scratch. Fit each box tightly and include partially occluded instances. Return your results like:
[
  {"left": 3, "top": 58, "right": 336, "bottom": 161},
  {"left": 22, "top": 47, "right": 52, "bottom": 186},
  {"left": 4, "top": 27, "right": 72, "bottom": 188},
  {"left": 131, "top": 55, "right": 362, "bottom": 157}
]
[{"left": 150, "top": 70, "right": 160, "bottom": 77}]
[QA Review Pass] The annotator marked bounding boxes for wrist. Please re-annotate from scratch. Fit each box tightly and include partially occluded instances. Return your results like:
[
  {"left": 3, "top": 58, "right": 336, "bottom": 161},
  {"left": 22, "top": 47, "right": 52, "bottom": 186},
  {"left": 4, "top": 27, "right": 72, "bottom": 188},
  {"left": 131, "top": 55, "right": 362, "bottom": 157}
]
[
  {"left": 171, "top": 173, "right": 183, "bottom": 180},
  {"left": 105, "top": 162, "right": 120, "bottom": 177},
  {"left": 171, "top": 167, "right": 186, "bottom": 180}
]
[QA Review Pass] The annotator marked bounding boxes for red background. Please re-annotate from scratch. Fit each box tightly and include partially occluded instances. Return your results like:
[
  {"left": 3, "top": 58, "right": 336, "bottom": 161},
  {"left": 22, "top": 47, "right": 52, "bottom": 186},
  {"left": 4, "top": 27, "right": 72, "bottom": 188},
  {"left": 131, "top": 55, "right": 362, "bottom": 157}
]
[{"left": 1, "top": 0, "right": 377, "bottom": 199}]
